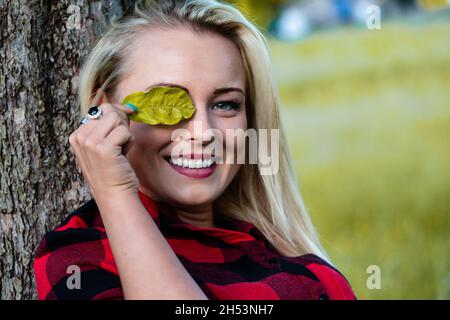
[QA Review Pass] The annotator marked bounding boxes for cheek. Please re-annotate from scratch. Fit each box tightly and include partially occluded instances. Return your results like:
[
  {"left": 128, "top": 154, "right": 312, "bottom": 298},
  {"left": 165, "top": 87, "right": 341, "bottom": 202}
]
[
  {"left": 128, "top": 122, "right": 168, "bottom": 157},
  {"left": 215, "top": 113, "right": 248, "bottom": 158},
  {"left": 227, "top": 112, "right": 247, "bottom": 131}
]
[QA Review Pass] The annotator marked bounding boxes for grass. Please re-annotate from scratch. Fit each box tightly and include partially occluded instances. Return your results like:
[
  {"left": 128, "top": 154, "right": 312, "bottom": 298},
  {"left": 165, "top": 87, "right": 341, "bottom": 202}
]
[{"left": 270, "top": 22, "right": 450, "bottom": 299}]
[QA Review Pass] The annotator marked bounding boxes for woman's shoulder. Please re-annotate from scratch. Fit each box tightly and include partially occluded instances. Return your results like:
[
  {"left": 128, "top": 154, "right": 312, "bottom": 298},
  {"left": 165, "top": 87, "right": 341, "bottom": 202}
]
[
  {"left": 292, "top": 253, "right": 357, "bottom": 300},
  {"left": 35, "top": 199, "right": 106, "bottom": 255},
  {"left": 57, "top": 197, "right": 104, "bottom": 230},
  {"left": 33, "top": 199, "right": 121, "bottom": 300}
]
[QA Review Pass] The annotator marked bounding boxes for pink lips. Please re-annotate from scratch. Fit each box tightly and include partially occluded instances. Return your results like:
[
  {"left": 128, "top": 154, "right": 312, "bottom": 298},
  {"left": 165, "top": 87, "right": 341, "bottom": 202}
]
[
  {"left": 165, "top": 156, "right": 217, "bottom": 179},
  {"left": 169, "top": 162, "right": 216, "bottom": 178}
]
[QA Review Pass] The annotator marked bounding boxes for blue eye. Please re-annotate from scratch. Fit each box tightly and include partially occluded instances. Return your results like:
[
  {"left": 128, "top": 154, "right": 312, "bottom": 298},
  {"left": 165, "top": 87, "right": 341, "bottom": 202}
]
[{"left": 211, "top": 100, "right": 241, "bottom": 111}]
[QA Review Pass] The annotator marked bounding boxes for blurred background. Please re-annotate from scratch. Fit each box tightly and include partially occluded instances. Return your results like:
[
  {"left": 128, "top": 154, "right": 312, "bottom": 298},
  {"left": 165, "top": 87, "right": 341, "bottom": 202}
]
[
  {"left": 227, "top": 0, "right": 450, "bottom": 299},
  {"left": 0, "top": 0, "right": 448, "bottom": 300}
]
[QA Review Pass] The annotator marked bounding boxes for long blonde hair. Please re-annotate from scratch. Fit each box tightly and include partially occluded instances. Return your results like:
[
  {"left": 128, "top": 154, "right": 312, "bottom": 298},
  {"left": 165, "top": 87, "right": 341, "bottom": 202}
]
[{"left": 78, "top": 0, "right": 329, "bottom": 262}]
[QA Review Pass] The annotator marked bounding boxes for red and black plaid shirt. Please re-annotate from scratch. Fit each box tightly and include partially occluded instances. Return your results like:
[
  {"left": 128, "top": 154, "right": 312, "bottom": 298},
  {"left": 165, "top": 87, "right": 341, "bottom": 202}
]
[{"left": 34, "top": 190, "right": 356, "bottom": 300}]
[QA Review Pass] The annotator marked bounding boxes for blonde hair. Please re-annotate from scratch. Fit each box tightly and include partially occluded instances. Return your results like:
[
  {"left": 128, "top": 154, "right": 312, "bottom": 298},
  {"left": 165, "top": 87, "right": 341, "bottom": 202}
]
[{"left": 78, "top": 0, "right": 330, "bottom": 262}]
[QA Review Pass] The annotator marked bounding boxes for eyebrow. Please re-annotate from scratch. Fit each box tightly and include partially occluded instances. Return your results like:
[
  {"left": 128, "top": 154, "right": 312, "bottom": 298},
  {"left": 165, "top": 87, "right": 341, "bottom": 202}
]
[{"left": 145, "top": 82, "right": 245, "bottom": 96}]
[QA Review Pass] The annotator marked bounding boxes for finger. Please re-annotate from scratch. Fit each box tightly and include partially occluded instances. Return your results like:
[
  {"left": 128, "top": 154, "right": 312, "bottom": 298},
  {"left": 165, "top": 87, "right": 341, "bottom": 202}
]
[
  {"left": 86, "top": 111, "right": 128, "bottom": 144},
  {"left": 69, "top": 137, "right": 86, "bottom": 176},
  {"left": 69, "top": 143, "right": 75, "bottom": 155},
  {"left": 104, "top": 125, "right": 133, "bottom": 149},
  {"left": 74, "top": 103, "right": 119, "bottom": 143},
  {"left": 122, "top": 133, "right": 135, "bottom": 155},
  {"left": 110, "top": 103, "right": 137, "bottom": 126},
  {"left": 114, "top": 102, "right": 137, "bottom": 116},
  {"left": 74, "top": 115, "right": 98, "bottom": 139},
  {"left": 74, "top": 106, "right": 111, "bottom": 141}
]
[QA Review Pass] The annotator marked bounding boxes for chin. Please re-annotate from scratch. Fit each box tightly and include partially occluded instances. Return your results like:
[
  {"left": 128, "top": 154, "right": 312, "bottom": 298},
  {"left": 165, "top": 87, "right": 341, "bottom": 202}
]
[{"left": 171, "top": 187, "right": 217, "bottom": 206}]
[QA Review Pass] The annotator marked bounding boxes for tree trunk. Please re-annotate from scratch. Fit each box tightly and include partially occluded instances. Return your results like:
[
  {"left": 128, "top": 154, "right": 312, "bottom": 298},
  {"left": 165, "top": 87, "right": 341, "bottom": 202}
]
[{"left": 0, "top": 0, "right": 135, "bottom": 300}]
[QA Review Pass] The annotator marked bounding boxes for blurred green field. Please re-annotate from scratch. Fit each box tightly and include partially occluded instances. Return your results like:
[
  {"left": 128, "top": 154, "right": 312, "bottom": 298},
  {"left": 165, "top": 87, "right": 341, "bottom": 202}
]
[{"left": 270, "top": 23, "right": 450, "bottom": 299}]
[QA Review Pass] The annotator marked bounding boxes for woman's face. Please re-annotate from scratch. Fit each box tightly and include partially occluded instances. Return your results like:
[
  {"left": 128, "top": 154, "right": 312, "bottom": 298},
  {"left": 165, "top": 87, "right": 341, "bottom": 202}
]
[{"left": 115, "top": 26, "right": 247, "bottom": 208}]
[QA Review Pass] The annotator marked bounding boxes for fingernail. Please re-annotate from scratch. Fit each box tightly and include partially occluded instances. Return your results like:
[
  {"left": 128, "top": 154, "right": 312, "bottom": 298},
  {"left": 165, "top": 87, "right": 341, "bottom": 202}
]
[{"left": 125, "top": 103, "right": 139, "bottom": 112}]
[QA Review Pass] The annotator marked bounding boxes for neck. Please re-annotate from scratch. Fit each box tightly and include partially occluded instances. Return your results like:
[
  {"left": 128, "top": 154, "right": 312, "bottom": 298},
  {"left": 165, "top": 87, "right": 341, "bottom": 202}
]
[
  {"left": 138, "top": 187, "right": 217, "bottom": 228},
  {"left": 173, "top": 203, "right": 217, "bottom": 228}
]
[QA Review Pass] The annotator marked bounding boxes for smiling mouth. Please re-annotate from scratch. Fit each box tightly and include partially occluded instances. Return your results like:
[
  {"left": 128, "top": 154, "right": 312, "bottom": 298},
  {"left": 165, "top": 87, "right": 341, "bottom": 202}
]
[
  {"left": 163, "top": 156, "right": 217, "bottom": 179},
  {"left": 163, "top": 156, "right": 216, "bottom": 169}
]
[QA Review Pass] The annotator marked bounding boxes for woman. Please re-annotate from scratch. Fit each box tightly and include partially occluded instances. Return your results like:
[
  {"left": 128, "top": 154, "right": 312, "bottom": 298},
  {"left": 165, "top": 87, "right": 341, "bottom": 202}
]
[{"left": 34, "top": 0, "right": 356, "bottom": 300}]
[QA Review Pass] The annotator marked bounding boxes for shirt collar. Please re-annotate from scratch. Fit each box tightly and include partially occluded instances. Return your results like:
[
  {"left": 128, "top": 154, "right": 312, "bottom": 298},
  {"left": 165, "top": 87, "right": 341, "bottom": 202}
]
[{"left": 137, "top": 189, "right": 267, "bottom": 244}]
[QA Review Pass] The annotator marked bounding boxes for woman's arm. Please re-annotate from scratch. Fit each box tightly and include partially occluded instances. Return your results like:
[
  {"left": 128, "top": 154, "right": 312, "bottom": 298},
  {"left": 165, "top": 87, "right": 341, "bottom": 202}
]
[
  {"left": 69, "top": 101, "right": 207, "bottom": 300},
  {"left": 95, "top": 190, "right": 208, "bottom": 300}
]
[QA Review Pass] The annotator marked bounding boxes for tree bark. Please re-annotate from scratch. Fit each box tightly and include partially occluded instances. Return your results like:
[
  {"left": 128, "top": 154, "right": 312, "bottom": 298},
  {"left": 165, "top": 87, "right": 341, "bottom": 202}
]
[{"left": 0, "top": 0, "right": 135, "bottom": 300}]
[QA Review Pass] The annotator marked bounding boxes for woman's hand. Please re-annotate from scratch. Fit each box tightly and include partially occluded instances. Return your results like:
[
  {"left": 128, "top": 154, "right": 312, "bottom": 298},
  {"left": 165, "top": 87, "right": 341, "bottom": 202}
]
[
  {"left": 69, "top": 103, "right": 138, "bottom": 201},
  {"left": 68, "top": 103, "right": 208, "bottom": 299}
]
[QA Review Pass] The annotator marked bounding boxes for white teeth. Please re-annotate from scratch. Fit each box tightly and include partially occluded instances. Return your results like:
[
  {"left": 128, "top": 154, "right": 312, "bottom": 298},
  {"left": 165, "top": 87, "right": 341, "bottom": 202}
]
[{"left": 168, "top": 157, "right": 215, "bottom": 169}]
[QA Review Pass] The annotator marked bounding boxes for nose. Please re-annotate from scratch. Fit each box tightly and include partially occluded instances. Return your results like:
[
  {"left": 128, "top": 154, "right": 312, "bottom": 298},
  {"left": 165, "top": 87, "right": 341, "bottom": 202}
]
[{"left": 184, "top": 102, "right": 215, "bottom": 145}]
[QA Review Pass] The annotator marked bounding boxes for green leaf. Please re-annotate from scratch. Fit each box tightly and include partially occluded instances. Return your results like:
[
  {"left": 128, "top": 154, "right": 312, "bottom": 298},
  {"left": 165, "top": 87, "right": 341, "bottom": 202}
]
[{"left": 122, "top": 86, "right": 196, "bottom": 125}]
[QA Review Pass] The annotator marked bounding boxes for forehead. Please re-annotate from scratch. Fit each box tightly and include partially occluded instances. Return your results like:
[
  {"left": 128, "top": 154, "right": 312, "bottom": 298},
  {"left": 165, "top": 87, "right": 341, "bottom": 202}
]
[{"left": 123, "top": 26, "right": 245, "bottom": 93}]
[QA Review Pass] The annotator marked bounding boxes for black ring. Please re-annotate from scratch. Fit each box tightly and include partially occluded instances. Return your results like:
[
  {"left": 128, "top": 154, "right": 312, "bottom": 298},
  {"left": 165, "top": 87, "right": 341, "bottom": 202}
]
[
  {"left": 88, "top": 106, "right": 100, "bottom": 116},
  {"left": 87, "top": 106, "right": 103, "bottom": 120}
]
